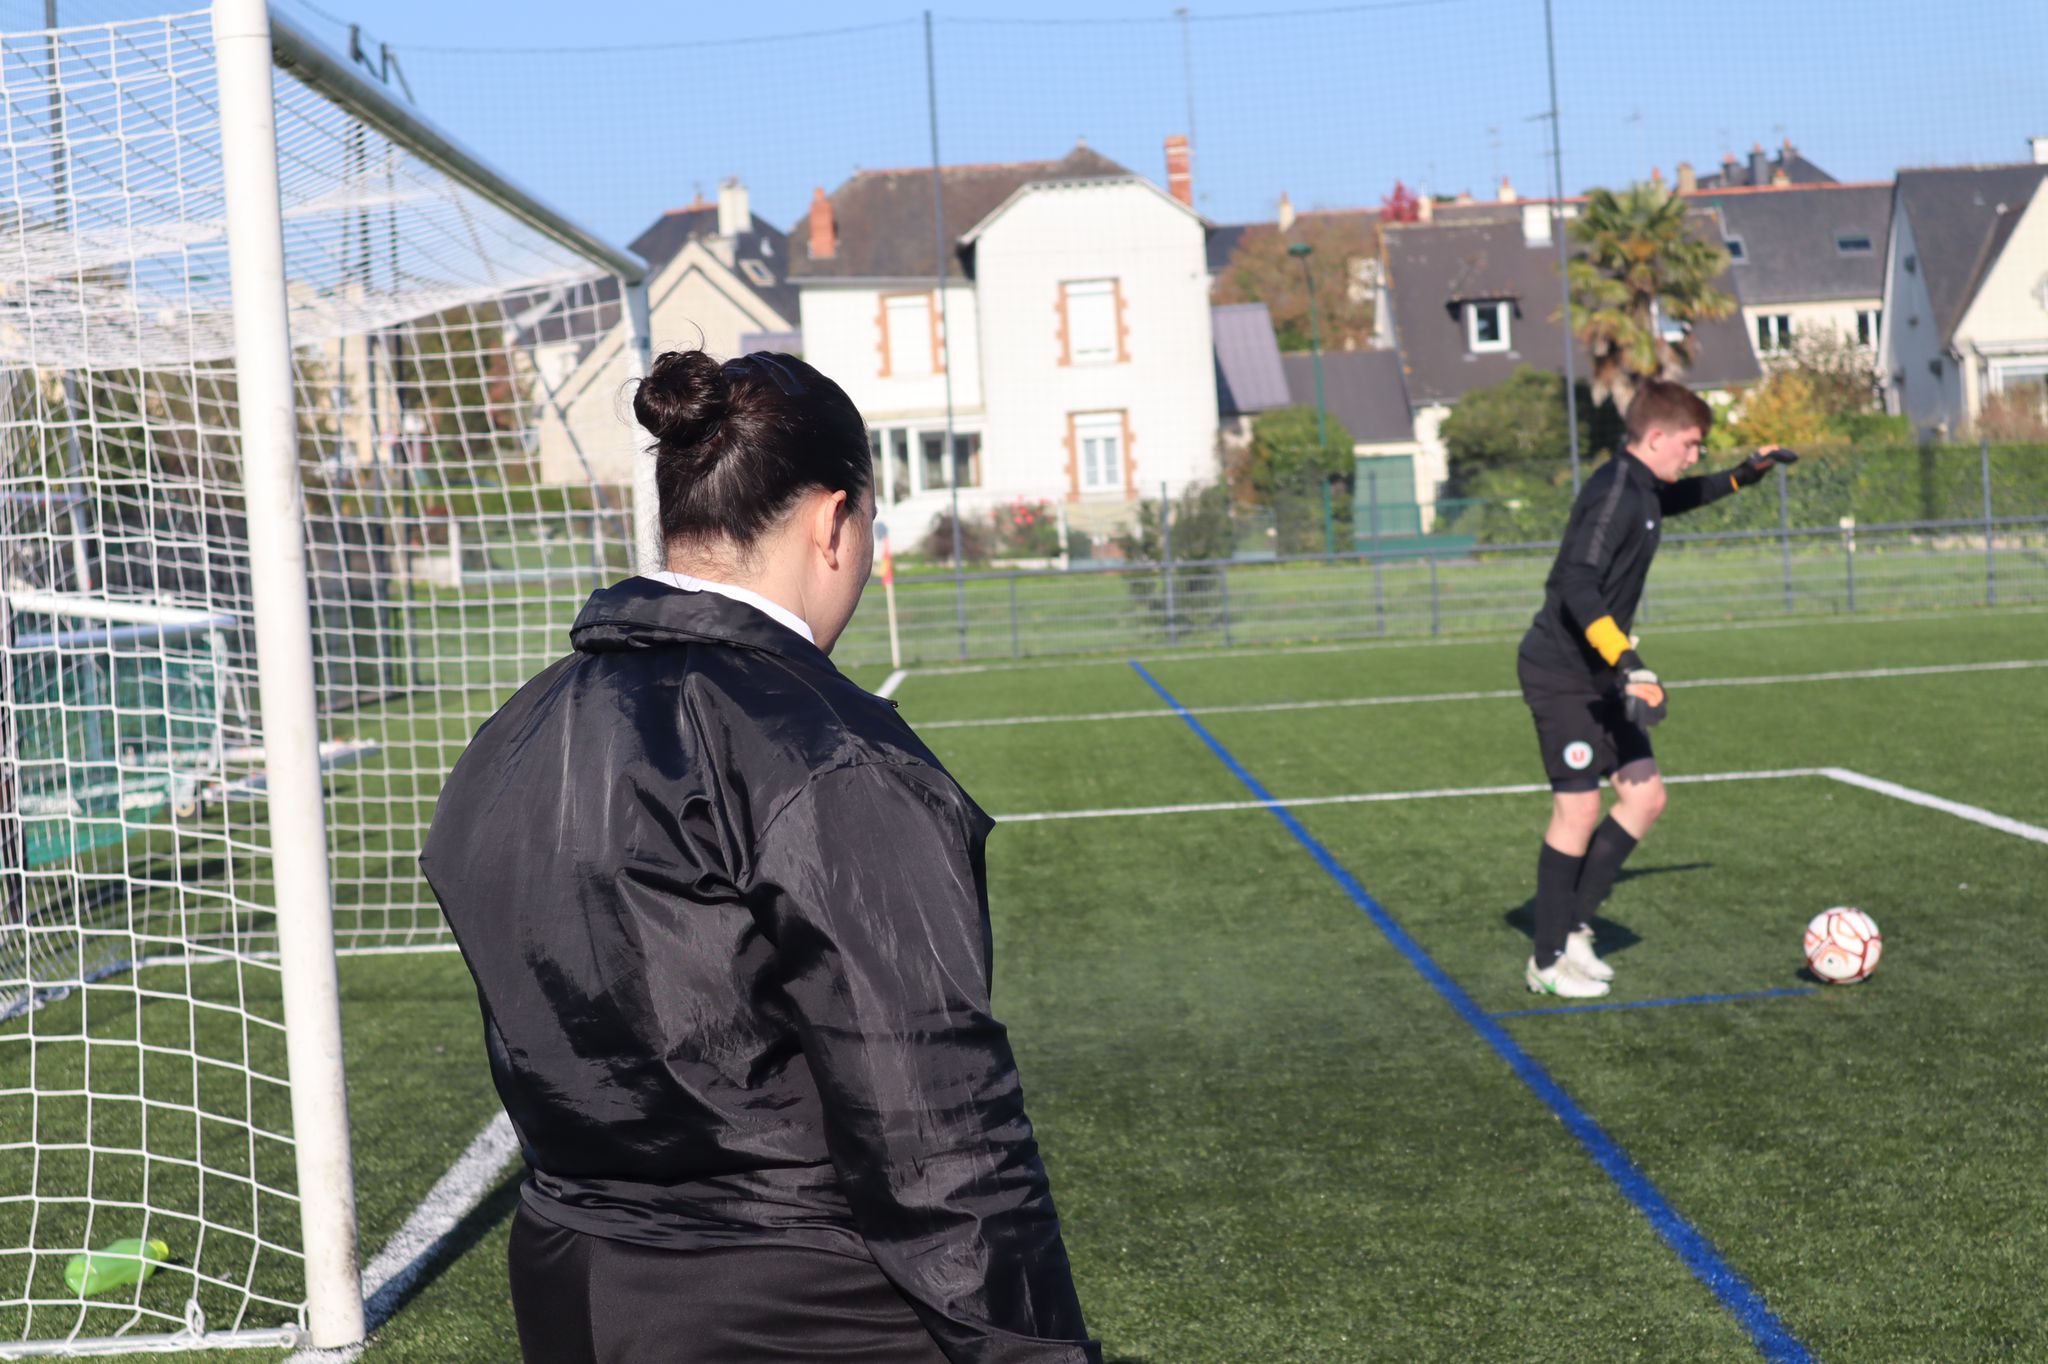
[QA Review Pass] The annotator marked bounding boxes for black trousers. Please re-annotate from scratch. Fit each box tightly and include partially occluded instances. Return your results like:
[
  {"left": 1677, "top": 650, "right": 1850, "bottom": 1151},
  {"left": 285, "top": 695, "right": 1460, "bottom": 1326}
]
[{"left": 506, "top": 1201, "right": 949, "bottom": 1363}]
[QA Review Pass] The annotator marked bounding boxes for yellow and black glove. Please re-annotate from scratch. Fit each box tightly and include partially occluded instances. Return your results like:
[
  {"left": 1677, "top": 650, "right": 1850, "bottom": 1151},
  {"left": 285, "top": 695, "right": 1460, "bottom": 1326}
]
[{"left": 1732, "top": 445, "right": 1800, "bottom": 487}]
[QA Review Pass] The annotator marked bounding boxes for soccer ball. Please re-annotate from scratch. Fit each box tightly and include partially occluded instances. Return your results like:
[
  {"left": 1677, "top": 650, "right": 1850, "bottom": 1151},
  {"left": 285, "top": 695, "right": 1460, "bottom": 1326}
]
[{"left": 1804, "top": 908, "right": 1882, "bottom": 984}]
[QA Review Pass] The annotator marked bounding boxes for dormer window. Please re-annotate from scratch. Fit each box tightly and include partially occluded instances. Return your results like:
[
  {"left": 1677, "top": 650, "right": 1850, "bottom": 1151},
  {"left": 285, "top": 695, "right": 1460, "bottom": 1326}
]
[
  {"left": 740, "top": 258, "right": 775, "bottom": 288},
  {"left": 1835, "top": 233, "right": 1874, "bottom": 255},
  {"left": 1725, "top": 235, "right": 1747, "bottom": 261},
  {"left": 1465, "top": 300, "right": 1511, "bottom": 354}
]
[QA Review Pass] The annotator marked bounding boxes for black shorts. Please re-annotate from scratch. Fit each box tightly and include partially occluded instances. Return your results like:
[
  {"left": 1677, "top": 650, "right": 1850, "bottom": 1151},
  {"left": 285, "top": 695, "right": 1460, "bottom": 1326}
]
[{"left": 1517, "top": 655, "right": 1654, "bottom": 793}]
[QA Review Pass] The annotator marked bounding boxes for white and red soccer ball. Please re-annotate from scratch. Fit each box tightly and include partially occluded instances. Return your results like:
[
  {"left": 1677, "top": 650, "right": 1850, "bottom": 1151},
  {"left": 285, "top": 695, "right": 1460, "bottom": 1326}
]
[{"left": 1804, "top": 908, "right": 1882, "bottom": 984}]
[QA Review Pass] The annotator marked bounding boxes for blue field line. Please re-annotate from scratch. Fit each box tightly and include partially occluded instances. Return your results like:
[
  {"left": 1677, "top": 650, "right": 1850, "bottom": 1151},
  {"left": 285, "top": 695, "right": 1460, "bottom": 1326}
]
[
  {"left": 1128, "top": 660, "right": 1815, "bottom": 1364},
  {"left": 1494, "top": 987, "right": 1819, "bottom": 1019}
]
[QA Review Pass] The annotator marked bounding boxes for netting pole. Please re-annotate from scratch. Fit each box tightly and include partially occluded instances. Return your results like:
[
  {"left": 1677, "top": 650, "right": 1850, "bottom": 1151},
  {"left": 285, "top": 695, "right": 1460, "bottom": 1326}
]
[
  {"left": 1777, "top": 463, "right": 1794, "bottom": 611},
  {"left": 623, "top": 278, "right": 661, "bottom": 573},
  {"left": 1161, "top": 481, "right": 1177, "bottom": 645},
  {"left": 212, "top": 0, "right": 366, "bottom": 1348},
  {"left": 1980, "top": 434, "right": 1996, "bottom": 606}
]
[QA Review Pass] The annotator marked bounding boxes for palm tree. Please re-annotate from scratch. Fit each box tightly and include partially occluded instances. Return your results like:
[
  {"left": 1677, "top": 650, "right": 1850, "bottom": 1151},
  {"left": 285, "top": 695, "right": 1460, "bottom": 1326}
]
[{"left": 1566, "top": 182, "right": 1736, "bottom": 412}]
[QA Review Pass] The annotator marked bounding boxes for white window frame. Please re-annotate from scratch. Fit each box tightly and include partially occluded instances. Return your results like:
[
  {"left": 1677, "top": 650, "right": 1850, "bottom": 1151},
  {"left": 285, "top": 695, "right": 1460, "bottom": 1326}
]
[
  {"left": 1757, "top": 313, "right": 1793, "bottom": 354},
  {"left": 740, "top": 258, "right": 775, "bottom": 288},
  {"left": 1073, "top": 412, "right": 1125, "bottom": 493},
  {"left": 1465, "top": 300, "right": 1511, "bottom": 354},
  {"left": 1855, "top": 308, "right": 1882, "bottom": 351},
  {"left": 1063, "top": 278, "right": 1119, "bottom": 365},
  {"left": 884, "top": 292, "right": 935, "bottom": 378}
]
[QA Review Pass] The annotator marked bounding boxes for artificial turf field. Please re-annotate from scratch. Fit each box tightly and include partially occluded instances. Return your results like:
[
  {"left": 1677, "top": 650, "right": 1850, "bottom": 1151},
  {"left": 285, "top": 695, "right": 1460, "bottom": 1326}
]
[{"left": 14, "top": 606, "right": 2048, "bottom": 1362}]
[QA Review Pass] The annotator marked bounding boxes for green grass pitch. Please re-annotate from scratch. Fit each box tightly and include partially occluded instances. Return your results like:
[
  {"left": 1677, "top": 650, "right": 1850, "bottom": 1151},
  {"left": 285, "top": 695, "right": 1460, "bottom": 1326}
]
[{"left": 6, "top": 606, "right": 2046, "bottom": 1360}]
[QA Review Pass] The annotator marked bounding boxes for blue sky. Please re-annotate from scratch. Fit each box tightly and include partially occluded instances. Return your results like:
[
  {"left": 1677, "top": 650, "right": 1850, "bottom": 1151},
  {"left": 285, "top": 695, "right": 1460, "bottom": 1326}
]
[{"left": 15, "top": 0, "right": 2047, "bottom": 244}]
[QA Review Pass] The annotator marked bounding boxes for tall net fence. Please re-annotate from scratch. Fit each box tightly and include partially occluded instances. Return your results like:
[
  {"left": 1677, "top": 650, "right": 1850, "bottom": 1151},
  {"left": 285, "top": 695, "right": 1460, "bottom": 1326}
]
[{"left": 1, "top": 8, "right": 638, "bottom": 1350}]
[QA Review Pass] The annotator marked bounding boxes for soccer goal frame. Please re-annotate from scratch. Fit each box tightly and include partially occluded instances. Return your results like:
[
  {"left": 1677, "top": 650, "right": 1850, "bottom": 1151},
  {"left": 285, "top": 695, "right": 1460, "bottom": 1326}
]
[{"left": 1, "top": 3, "right": 653, "bottom": 1353}]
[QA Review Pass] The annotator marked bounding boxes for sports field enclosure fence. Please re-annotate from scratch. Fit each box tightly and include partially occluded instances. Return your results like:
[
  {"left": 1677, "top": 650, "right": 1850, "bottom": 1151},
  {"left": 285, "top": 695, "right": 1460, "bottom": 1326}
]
[{"left": 1, "top": 2, "right": 653, "bottom": 1352}]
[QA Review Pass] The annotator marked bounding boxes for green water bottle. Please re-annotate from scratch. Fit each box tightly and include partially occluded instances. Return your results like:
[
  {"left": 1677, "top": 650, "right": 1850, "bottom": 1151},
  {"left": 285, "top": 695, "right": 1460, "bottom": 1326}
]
[{"left": 63, "top": 1238, "right": 169, "bottom": 1296}]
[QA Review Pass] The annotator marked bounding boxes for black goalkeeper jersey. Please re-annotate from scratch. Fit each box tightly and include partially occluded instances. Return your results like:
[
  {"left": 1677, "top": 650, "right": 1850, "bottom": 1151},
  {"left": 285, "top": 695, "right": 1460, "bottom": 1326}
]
[{"left": 1519, "top": 450, "right": 1749, "bottom": 683}]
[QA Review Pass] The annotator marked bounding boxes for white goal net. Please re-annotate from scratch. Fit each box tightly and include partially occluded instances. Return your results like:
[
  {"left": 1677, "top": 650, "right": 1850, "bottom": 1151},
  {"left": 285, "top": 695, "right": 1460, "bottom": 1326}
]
[{"left": 2, "top": 5, "right": 647, "bottom": 1352}]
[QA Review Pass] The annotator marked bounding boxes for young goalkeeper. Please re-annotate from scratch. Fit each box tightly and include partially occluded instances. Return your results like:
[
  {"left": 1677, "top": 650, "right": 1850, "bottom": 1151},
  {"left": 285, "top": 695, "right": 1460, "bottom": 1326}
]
[{"left": 1517, "top": 379, "right": 1796, "bottom": 997}]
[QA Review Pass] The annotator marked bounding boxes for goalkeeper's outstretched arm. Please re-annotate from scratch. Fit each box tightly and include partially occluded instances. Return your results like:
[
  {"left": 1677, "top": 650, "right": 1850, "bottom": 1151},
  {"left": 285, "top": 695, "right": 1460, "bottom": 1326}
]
[{"left": 1659, "top": 445, "right": 1800, "bottom": 516}]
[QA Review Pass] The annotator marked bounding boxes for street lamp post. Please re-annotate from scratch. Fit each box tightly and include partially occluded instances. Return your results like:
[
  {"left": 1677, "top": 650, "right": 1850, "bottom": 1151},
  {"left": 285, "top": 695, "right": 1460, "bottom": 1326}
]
[{"left": 1289, "top": 241, "right": 1335, "bottom": 555}]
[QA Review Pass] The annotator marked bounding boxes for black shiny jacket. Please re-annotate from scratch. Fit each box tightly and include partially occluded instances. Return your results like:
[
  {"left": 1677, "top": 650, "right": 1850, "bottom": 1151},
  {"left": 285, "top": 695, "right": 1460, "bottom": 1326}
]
[{"left": 421, "top": 580, "right": 1098, "bottom": 1364}]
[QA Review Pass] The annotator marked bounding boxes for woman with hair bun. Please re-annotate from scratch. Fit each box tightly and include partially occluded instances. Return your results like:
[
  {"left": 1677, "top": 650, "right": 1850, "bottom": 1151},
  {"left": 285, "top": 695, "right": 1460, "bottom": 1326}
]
[{"left": 423, "top": 351, "right": 1099, "bottom": 1363}]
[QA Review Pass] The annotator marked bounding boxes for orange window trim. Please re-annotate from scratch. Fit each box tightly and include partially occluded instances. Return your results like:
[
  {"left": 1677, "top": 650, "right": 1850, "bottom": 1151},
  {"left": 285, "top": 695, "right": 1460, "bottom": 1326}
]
[
  {"left": 1120, "top": 410, "right": 1138, "bottom": 498},
  {"left": 928, "top": 290, "right": 946, "bottom": 376},
  {"left": 1055, "top": 285, "right": 1072, "bottom": 367},
  {"left": 1113, "top": 278, "right": 1131, "bottom": 364},
  {"left": 1062, "top": 412, "right": 1079, "bottom": 501},
  {"left": 874, "top": 293, "right": 893, "bottom": 379}
]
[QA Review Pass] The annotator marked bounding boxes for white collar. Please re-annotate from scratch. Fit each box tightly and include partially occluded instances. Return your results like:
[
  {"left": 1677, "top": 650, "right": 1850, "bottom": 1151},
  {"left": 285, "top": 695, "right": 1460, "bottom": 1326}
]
[{"left": 640, "top": 571, "right": 817, "bottom": 645}]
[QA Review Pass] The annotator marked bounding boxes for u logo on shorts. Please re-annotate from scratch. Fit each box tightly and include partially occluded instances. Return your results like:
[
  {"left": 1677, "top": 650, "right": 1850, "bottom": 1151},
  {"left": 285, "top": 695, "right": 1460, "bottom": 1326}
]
[{"left": 1563, "top": 741, "right": 1594, "bottom": 771}]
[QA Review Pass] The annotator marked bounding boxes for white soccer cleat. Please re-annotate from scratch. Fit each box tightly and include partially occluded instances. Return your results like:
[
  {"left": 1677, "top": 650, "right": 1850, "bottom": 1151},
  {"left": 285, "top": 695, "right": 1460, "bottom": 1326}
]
[
  {"left": 1525, "top": 955, "right": 1611, "bottom": 998},
  {"left": 1564, "top": 927, "right": 1615, "bottom": 982}
]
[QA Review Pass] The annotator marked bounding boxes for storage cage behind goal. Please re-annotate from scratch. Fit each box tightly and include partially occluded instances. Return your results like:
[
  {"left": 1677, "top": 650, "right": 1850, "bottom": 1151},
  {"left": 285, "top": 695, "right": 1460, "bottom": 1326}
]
[{"left": 1, "top": 3, "right": 652, "bottom": 1352}]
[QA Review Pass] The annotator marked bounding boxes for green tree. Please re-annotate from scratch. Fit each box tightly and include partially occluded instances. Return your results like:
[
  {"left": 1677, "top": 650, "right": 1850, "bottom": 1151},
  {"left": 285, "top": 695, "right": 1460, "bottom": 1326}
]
[
  {"left": 1212, "top": 214, "right": 1377, "bottom": 352},
  {"left": 1567, "top": 182, "right": 1737, "bottom": 412},
  {"left": 1243, "top": 404, "right": 1355, "bottom": 494},
  {"left": 1437, "top": 365, "right": 1610, "bottom": 494}
]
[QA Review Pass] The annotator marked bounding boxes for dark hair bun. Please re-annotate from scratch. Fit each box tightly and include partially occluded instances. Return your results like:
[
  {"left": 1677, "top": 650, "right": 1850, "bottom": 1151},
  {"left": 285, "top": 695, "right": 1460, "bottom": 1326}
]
[{"left": 633, "top": 349, "right": 730, "bottom": 449}]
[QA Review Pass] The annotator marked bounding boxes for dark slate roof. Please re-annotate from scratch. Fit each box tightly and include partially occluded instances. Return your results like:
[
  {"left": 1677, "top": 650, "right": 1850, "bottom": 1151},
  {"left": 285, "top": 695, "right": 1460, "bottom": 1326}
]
[
  {"left": 1207, "top": 222, "right": 1253, "bottom": 275},
  {"left": 790, "top": 146, "right": 1135, "bottom": 281},
  {"left": 629, "top": 206, "right": 799, "bottom": 325},
  {"left": 1694, "top": 145, "right": 1836, "bottom": 190},
  {"left": 1383, "top": 217, "right": 1760, "bottom": 406},
  {"left": 1212, "top": 303, "right": 1290, "bottom": 415},
  {"left": 1895, "top": 164, "right": 2048, "bottom": 343},
  {"left": 1696, "top": 184, "right": 1892, "bottom": 305},
  {"left": 1282, "top": 350, "right": 1414, "bottom": 444}
]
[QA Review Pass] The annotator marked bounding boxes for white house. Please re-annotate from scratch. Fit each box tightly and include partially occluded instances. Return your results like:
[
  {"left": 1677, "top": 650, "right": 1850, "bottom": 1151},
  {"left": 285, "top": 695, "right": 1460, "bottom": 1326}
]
[
  {"left": 530, "top": 179, "right": 798, "bottom": 485},
  {"left": 788, "top": 141, "right": 1218, "bottom": 544},
  {"left": 1688, "top": 181, "right": 1891, "bottom": 362},
  {"left": 1882, "top": 149, "right": 2048, "bottom": 437}
]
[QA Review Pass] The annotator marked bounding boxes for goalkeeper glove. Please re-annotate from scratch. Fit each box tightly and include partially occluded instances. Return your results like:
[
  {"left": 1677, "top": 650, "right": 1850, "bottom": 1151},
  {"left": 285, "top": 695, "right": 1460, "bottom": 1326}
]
[
  {"left": 1733, "top": 445, "right": 1800, "bottom": 487},
  {"left": 1616, "top": 650, "right": 1667, "bottom": 729}
]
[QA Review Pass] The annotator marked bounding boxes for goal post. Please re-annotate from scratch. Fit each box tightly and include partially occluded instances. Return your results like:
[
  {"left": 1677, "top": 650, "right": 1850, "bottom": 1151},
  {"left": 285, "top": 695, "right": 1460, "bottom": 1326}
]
[
  {"left": 216, "top": 0, "right": 362, "bottom": 1345},
  {"left": 2, "top": 3, "right": 650, "bottom": 1353}
]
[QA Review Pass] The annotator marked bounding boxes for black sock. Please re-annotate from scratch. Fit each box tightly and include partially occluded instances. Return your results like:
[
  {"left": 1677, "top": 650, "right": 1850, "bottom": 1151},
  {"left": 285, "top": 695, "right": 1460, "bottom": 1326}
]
[
  {"left": 1573, "top": 816, "right": 1640, "bottom": 930},
  {"left": 1532, "top": 842, "right": 1581, "bottom": 969}
]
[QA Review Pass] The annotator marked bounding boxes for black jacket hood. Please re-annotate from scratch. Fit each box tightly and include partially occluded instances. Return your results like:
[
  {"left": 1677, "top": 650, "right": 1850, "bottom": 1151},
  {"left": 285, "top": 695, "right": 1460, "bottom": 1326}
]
[{"left": 568, "top": 576, "right": 829, "bottom": 664}]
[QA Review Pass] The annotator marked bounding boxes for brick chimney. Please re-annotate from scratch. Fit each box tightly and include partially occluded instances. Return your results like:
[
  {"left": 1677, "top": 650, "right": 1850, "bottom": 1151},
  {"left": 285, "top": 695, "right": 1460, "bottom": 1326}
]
[
  {"left": 1749, "top": 142, "right": 1769, "bottom": 186},
  {"left": 1164, "top": 135, "right": 1193, "bottom": 208},
  {"left": 1677, "top": 160, "right": 1697, "bottom": 193},
  {"left": 1650, "top": 166, "right": 1666, "bottom": 188},
  {"left": 1417, "top": 194, "right": 1434, "bottom": 224},
  {"left": 1721, "top": 151, "right": 1740, "bottom": 182},
  {"left": 1771, "top": 165, "right": 1791, "bottom": 187},
  {"left": 2031, "top": 136, "right": 2048, "bottom": 165},
  {"left": 717, "top": 177, "right": 750, "bottom": 238},
  {"left": 1497, "top": 175, "right": 1517, "bottom": 203},
  {"left": 807, "top": 186, "right": 835, "bottom": 260}
]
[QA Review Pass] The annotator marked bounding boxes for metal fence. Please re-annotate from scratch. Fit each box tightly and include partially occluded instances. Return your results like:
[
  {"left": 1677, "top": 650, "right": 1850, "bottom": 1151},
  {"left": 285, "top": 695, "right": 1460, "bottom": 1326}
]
[{"left": 840, "top": 514, "right": 2048, "bottom": 668}]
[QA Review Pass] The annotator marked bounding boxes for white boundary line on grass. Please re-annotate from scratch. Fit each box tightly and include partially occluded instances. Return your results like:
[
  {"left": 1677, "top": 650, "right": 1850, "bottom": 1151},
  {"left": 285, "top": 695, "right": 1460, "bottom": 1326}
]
[
  {"left": 918, "top": 658, "right": 2048, "bottom": 731},
  {"left": 994, "top": 768, "right": 1828, "bottom": 823},
  {"left": 876, "top": 668, "right": 910, "bottom": 699},
  {"left": 995, "top": 767, "right": 2048, "bottom": 844},
  {"left": 895, "top": 604, "right": 2048, "bottom": 682},
  {"left": 283, "top": 1114, "right": 523, "bottom": 1363},
  {"left": 1821, "top": 767, "right": 2048, "bottom": 846}
]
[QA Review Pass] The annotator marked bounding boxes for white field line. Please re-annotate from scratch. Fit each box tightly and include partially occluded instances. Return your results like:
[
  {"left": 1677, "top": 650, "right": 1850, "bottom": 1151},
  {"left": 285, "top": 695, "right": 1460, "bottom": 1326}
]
[
  {"left": 900, "top": 603, "right": 2048, "bottom": 680},
  {"left": 994, "top": 769, "right": 1828, "bottom": 824},
  {"left": 876, "top": 668, "right": 910, "bottom": 698},
  {"left": 283, "top": 1113, "right": 523, "bottom": 1363},
  {"left": 918, "top": 658, "right": 2048, "bottom": 731},
  {"left": 1821, "top": 768, "right": 2048, "bottom": 846}
]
